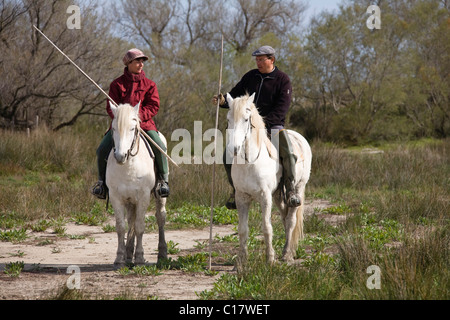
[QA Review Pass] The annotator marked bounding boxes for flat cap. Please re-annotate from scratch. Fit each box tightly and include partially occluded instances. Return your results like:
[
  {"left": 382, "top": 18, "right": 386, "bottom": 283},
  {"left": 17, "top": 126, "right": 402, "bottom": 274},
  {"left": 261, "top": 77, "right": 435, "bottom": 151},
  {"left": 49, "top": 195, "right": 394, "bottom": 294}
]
[{"left": 252, "top": 45, "right": 276, "bottom": 56}]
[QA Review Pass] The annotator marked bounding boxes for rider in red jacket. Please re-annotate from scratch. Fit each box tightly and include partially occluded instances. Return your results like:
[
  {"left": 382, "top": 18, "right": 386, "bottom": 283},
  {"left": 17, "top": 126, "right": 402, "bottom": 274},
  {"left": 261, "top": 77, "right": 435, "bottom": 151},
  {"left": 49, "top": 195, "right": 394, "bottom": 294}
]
[
  {"left": 92, "top": 49, "right": 169, "bottom": 199},
  {"left": 106, "top": 66, "right": 160, "bottom": 131}
]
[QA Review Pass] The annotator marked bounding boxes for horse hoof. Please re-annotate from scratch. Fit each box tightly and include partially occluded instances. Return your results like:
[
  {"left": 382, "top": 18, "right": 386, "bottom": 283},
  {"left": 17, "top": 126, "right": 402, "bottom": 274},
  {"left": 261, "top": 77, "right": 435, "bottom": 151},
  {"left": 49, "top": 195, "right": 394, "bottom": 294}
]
[
  {"left": 157, "top": 254, "right": 168, "bottom": 262},
  {"left": 113, "top": 262, "right": 126, "bottom": 269}
]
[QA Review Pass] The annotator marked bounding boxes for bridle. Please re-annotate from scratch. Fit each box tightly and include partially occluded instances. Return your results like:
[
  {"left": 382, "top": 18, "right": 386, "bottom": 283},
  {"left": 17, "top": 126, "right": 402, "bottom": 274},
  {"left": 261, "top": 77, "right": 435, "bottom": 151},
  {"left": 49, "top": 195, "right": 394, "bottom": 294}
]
[
  {"left": 127, "top": 125, "right": 140, "bottom": 159},
  {"left": 241, "top": 114, "right": 262, "bottom": 164},
  {"left": 112, "top": 124, "right": 140, "bottom": 162}
]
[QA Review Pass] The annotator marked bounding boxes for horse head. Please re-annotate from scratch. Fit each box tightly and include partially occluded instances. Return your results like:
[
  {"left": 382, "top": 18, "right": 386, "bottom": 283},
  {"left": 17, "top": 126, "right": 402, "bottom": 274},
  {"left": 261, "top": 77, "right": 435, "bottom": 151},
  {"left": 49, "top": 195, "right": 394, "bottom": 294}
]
[
  {"left": 226, "top": 93, "right": 255, "bottom": 158},
  {"left": 109, "top": 101, "right": 141, "bottom": 164},
  {"left": 226, "top": 92, "right": 269, "bottom": 163}
]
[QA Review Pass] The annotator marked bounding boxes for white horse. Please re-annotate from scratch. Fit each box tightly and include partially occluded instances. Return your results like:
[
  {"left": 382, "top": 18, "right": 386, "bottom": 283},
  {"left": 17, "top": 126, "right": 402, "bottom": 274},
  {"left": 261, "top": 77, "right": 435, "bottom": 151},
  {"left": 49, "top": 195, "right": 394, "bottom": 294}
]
[
  {"left": 106, "top": 101, "right": 167, "bottom": 267},
  {"left": 226, "top": 93, "right": 312, "bottom": 267}
]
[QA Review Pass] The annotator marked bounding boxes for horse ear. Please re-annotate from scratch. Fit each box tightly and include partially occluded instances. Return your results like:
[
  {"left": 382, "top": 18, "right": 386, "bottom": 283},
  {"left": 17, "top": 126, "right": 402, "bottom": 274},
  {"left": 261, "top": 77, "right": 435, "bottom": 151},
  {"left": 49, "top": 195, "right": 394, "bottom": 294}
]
[
  {"left": 134, "top": 101, "right": 141, "bottom": 116},
  {"left": 226, "top": 93, "right": 233, "bottom": 107},
  {"left": 109, "top": 101, "right": 117, "bottom": 117},
  {"left": 248, "top": 92, "right": 256, "bottom": 104}
]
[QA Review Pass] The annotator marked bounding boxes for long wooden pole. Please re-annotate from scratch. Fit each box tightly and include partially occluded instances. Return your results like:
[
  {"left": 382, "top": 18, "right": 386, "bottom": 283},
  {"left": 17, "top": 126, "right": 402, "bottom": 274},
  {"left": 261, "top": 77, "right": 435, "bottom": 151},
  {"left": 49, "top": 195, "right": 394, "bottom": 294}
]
[
  {"left": 33, "top": 25, "right": 179, "bottom": 168},
  {"left": 208, "top": 35, "right": 224, "bottom": 270}
]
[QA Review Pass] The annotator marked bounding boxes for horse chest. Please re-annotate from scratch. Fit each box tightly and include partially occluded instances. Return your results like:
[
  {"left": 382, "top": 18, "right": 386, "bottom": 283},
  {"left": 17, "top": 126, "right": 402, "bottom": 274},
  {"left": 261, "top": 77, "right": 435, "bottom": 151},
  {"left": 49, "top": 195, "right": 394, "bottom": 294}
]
[
  {"left": 106, "top": 156, "right": 154, "bottom": 192},
  {"left": 231, "top": 161, "right": 280, "bottom": 195}
]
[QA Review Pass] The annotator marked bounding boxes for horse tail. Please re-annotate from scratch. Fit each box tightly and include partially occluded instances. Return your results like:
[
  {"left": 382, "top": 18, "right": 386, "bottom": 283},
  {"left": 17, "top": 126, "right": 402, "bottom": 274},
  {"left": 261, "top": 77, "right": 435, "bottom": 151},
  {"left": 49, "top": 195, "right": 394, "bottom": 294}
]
[
  {"left": 127, "top": 204, "right": 137, "bottom": 240},
  {"left": 290, "top": 189, "right": 305, "bottom": 252}
]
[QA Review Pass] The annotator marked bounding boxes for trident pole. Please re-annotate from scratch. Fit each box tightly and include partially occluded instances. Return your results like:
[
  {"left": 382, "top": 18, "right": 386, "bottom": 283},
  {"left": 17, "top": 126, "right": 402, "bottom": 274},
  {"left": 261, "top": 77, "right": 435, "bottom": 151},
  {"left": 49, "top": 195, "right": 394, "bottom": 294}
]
[
  {"left": 208, "top": 35, "right": 224, "bottom": 270},
  {"left": 32, "top": 25, "right": 179, "bottom": 168}
]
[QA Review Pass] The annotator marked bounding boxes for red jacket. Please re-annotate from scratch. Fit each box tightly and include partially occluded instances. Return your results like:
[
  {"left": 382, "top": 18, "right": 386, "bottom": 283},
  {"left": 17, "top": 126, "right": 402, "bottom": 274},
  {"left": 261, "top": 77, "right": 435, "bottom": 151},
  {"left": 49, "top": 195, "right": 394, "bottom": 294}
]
[{"left": 106, "top": 68, "right": 160, "bottom": 131}]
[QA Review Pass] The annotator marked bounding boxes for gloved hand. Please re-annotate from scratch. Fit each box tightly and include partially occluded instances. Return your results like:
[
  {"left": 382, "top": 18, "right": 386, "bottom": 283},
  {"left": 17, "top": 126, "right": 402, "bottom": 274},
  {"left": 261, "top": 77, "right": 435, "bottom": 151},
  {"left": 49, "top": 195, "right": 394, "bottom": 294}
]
[{"left": 212, "top": 93, "right": 225, "bottom": 106}]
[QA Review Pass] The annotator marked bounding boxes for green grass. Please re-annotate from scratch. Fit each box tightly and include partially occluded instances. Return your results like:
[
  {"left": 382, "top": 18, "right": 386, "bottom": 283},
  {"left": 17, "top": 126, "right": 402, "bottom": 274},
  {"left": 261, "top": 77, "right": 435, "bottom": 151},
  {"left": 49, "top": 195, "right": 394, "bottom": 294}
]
[
  {"left": 0, "top": 126, "right": 448, "bottom": 300},
  {"left": 4, "top": 261, "right": 25, "bottom": 277},
  {"left": 201, "top": 138, "right": 449, "bottom": 300},
  {"left": 145, "top": 204, "right": 237, "bottom": 230},
  {"left": 0, "top": 228, "right": 28, "bottom": 243},
  {"left": 116, "top": 265, "right": 163, "bottom": 277}
]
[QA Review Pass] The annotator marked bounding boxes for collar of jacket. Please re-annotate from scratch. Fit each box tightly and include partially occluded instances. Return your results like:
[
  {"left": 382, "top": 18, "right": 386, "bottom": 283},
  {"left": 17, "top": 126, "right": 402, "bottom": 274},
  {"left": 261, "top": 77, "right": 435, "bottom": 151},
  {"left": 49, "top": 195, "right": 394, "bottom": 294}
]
[
  {"left": 123, "top": 67, "right": 146, "bottom": 82},
  {"left": 255, "top": 66, "right": 278, "bottom": 79}
]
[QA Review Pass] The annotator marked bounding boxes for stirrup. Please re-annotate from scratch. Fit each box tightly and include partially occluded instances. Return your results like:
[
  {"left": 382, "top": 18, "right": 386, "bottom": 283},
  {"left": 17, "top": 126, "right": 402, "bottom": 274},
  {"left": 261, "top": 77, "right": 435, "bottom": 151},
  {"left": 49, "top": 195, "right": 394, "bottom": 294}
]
[
  {"left": 156, "top": 180, "right": 170, "bottom": 198},
  {"left": 225, "top": 193, "right": 237, "bottom": 210},
  {"left": 91, "top": 181, "right": 107, "bottom": 200}
]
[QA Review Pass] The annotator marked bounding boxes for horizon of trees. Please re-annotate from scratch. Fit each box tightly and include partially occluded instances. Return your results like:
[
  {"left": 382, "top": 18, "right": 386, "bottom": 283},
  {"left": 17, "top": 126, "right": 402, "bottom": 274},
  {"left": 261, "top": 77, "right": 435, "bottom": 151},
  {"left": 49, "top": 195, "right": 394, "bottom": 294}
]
[{"left": 1, "top": 0, "right": 448, "bottom": 145}]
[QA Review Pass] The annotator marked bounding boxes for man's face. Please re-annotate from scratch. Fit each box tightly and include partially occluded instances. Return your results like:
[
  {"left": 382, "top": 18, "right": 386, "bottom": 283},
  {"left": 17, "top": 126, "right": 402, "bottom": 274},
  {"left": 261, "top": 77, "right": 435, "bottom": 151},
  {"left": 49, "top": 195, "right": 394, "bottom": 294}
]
[
  {"left": 128, "top": 58, "right": 145, "bottom": 74},
  {"left": 255, "top": 55, "right": 274, "bottom": 74}
]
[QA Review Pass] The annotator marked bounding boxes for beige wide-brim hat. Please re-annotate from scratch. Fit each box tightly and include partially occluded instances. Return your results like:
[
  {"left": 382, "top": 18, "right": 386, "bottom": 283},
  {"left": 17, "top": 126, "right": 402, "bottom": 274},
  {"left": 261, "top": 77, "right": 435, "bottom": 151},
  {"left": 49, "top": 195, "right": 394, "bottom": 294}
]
[{"left": 123, "top": 48, "right": 149, "bottom": 65}]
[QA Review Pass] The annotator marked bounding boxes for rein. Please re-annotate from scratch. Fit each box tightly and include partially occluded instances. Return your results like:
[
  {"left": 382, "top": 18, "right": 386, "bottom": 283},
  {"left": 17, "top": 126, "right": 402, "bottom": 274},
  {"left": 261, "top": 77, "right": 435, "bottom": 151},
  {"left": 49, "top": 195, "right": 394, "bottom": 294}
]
[
  {"left": 242, "top": 115, "right": 262, "bottom": 163},
  {"left": 127, "top": 125, "right": 140, "bottom": 158}
]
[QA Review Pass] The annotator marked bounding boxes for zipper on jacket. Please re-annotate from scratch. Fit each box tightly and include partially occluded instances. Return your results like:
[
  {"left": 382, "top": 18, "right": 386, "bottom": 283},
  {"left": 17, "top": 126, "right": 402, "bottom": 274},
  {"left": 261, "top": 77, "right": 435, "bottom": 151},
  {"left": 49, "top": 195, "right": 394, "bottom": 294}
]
[{"left": 255, "top": 74, "right": 274, "bottom": 105}]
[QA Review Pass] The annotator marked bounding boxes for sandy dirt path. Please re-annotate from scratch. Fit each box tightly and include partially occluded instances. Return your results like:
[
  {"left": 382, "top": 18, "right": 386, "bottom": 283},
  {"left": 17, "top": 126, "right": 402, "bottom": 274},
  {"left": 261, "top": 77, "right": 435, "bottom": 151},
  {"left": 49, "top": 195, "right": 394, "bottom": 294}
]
[{"left": 0, "top": 200, "right": 333, "bottom": 300}]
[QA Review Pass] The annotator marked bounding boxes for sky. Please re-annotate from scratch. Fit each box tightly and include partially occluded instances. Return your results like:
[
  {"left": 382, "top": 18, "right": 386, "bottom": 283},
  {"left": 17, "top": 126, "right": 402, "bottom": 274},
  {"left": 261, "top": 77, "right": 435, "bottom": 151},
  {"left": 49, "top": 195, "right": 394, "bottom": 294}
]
[{"left": 304, "top": 0, "right": 342, "bottom": 24}]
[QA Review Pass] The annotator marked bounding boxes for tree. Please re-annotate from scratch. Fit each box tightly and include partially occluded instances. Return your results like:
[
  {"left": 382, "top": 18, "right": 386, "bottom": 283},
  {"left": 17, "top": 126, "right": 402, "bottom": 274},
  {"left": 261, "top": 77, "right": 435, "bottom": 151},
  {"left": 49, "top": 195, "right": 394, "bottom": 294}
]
[
  {"left": 292, "top": 0, "right": 447, "bottom": 143},
  {"left": 399, "top": 0, "right": 450, "bottom": 137},
  {"left": 220, "top": 0, "right": 307, "bottom": 54},
  {"left": 0, "top": 0, "right": 124, "bottom": 130}
]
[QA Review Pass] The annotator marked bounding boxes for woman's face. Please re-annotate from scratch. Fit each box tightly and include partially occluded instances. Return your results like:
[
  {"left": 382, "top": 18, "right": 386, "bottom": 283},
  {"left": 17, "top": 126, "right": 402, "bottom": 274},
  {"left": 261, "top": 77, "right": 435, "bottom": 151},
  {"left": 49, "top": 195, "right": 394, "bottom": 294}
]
[{"left": 128, "top": 58, "right": 145, "bottom": 74}]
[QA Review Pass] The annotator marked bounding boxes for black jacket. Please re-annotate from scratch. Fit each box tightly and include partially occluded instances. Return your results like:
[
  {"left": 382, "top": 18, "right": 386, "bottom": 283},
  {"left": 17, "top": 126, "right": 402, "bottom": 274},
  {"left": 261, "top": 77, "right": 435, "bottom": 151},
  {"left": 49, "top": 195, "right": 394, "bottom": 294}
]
[{"left": 222, "top": 67, "right": 292, "bottom": 129}]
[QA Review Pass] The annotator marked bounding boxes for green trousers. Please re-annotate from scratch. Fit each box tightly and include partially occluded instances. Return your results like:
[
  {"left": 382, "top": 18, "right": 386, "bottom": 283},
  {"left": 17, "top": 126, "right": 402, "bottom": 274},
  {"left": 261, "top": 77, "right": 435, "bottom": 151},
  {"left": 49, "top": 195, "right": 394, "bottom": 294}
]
[
  {"left": 96, "top": 130, "right": 169, "bottom": 182},
  {"left": 223, "top": 129, "right": 297, "bottom": 191}
]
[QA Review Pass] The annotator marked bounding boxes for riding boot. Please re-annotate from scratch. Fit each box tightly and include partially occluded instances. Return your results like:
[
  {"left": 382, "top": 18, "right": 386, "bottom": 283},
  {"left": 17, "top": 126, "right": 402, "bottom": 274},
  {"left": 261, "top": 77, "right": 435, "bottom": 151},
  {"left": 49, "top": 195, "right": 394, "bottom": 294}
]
[
  {"left": 278, "top": 130, "right": 301, "bottom": 207},
  {"left": 91, "top": 131, "right": 113, "bottom": 200},
  {"left": 223, "top": 151, "right": 236, "bottom": 209},
  {"left": 156, "top": 173, "right": 170, "bottom": 198},
  {"left": 92, "top": 180, "right": 108, "bottom": 199},
  {"left": 146, "top": 130, "right": 170, "bottom": 198}
]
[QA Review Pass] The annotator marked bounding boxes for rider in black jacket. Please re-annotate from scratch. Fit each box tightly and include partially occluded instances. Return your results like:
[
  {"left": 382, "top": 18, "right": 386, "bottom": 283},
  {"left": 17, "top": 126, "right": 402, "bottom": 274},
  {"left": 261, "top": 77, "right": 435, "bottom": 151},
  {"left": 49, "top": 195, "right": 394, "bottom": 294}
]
[{"left": 214, "top": 45, "right": 301, "bottom": 209}]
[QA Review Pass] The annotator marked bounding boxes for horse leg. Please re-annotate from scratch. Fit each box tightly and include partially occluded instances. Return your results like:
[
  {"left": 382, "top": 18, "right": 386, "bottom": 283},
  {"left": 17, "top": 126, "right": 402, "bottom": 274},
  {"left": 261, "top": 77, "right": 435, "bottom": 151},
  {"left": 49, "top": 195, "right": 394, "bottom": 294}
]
[
  {"left": 235, "top": 191, "right": 251, "bottom": 272},
  {"left": 260, "top": 194, "right": 275, "bottom": 264},
  {"left": 133, "top": 201, "right": 148, "bottom": 266},
  {"left": 113, "top": 202, "right": 127, "bottom": 267},
  {"left": 125, "top": 203, "right": 136, "bottom": 264},
  {"left": 155, "top": 197, "right": 167, "bottom": 263},
  {"left": 281, "top": 206, "right": 297, "bottom": 262}
]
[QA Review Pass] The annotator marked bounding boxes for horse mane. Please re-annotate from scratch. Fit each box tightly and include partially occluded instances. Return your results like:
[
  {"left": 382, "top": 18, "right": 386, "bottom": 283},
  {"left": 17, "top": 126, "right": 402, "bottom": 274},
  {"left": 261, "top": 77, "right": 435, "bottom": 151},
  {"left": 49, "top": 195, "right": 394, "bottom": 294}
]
[
  {"left": 233, "top": 94, "right": 274, "bottom": 158},
  {"left": 115, "top": 103, "right": 140, "bottom": 136}
]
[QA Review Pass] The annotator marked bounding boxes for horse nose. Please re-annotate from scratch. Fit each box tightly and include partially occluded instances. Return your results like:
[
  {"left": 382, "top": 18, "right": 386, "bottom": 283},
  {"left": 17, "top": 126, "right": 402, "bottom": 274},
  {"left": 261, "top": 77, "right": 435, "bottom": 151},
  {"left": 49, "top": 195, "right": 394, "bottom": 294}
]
[{"left": 114, "top": 150, "right": 126, "bottom": 164}]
